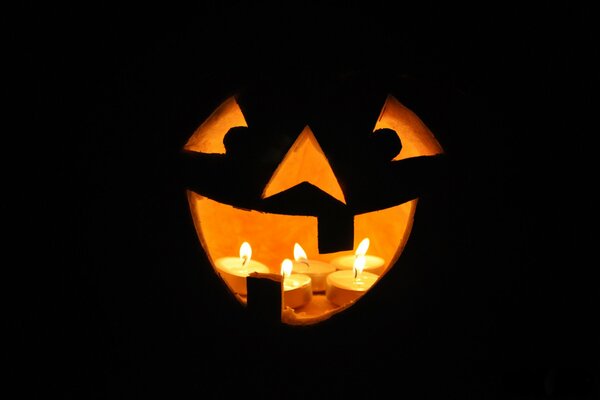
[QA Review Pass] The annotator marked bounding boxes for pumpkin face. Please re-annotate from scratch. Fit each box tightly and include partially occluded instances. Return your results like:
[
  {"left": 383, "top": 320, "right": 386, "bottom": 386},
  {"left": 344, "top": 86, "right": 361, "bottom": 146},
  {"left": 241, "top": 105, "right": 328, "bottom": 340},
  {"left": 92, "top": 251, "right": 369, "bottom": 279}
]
[{"left": 182, "top": 79, "right": 444, "bottom": 325}]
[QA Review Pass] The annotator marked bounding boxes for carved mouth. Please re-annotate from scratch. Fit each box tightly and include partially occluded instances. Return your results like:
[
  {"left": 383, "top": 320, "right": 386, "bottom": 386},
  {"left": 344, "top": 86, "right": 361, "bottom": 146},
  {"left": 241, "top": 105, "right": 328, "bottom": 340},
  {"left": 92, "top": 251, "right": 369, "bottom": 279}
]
[{"left": 187, "top": 191, "right": 417, "bottom": 324}]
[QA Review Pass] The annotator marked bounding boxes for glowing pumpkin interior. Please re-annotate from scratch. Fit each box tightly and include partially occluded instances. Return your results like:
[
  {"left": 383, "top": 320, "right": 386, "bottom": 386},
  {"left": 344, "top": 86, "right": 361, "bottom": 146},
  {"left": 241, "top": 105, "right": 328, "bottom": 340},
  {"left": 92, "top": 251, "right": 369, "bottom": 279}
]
[{"left": 184, "top": 94, "right": 443, "bottom": 325}]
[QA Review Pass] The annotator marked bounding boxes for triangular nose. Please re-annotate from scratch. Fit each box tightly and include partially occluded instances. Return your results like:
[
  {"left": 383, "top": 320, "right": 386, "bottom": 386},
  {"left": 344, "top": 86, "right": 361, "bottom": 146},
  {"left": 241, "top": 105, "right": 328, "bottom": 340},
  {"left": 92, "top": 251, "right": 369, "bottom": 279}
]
[{"left": 262, "top": 126, "right": 347, "bottom": 204}]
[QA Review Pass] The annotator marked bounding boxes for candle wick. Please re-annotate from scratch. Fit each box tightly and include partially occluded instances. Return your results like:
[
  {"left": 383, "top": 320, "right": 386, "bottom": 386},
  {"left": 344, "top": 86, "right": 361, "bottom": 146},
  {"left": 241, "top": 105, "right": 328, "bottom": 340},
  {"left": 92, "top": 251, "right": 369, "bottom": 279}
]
[
  {"left": 300, "top": 259, "right": 310, "bottom": 268},
  {"left": 241, "top": 255, "right": 248, "bottom": 267}
]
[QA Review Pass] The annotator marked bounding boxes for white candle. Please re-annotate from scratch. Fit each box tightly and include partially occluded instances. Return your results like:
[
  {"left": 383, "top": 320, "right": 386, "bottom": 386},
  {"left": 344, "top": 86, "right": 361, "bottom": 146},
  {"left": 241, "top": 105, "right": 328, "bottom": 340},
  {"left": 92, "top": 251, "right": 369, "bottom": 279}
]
[
  {"left": 326, "top": 254, "right": 379, "bottom": 306},
  {"left": 281, "top": 258, "right": 312, "bottom": 309},
  {"left": 291, "top": 243, "right": 336, "bottom": 292},
  {"left": 330, "top": 238, "right": 385, "bottom": 275},
  {"left": 214, "top": 242, "right": 270, "bottom": 296}
]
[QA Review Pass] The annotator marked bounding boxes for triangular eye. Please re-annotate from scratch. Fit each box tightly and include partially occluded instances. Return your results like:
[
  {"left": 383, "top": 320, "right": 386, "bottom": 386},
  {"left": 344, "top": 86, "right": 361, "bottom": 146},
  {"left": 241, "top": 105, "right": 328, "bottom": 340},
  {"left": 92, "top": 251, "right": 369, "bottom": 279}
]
[
  {"left": 373, "top": 95, "right": 443, "bottom": 160},
  {"left": 184, "top": 96, "right": 247, "bottom": 154},
  {"left": 262, "top": 126, "right": 347, "bottom": 205}
]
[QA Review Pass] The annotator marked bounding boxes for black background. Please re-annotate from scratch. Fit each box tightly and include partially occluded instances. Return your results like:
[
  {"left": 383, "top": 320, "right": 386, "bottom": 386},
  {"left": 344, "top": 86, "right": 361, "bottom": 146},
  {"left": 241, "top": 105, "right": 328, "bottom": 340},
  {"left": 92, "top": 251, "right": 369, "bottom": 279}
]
[{"left": 20, "top": 2, "right": 598, "bottom": 399}]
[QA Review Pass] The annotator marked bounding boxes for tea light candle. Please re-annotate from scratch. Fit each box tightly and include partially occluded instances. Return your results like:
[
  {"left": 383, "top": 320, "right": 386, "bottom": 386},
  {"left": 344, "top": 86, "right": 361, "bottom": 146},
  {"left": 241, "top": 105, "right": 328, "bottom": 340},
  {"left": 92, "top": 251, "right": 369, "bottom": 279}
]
[
  {"left": 281, "top": 258, "right": 313, "bottom": 309},
  {"left": 214, "top": 242, "right": 270, "bottom": 296},
  {"left": 326, "top": 254, "right": 379, "bottom": 306},
  {"left": 330, "top": 238, "right": 385, "bottom": 275},
  {"left": 291, "top": 243, "right": 336, "bottom": 292}
]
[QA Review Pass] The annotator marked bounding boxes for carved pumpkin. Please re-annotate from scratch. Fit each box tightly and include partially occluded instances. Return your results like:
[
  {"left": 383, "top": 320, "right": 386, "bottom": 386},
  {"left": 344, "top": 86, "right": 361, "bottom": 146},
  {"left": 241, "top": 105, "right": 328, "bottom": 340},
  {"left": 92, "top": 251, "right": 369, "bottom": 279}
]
[{"left": 181, "top": 75, "right": 444, "bottom": 325}]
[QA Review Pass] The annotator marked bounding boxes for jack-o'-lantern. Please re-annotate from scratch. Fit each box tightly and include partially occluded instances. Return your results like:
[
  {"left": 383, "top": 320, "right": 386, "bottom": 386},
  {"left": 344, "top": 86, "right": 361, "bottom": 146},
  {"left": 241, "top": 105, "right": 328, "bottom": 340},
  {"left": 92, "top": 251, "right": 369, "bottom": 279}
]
[{"left": 181, "top": 75, "right": 444, "bottom": 325}]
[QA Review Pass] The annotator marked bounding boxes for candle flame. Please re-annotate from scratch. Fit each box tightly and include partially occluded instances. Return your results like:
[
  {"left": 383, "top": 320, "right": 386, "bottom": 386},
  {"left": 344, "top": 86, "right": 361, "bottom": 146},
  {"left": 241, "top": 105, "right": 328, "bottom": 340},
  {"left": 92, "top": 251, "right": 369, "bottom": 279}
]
[
  {"left": 355, "top": 237, "right": 370, "bottom": 257},
  {"left": 353, "top": 254, "right": 366, "bottom": 279},
  {"left": 281, "top": 258, "right": 293, "bottom": 278},
  {"left": 293, "top": 243, "right": 308, "bottom": 261},
  {"left": 239, "top": 241, "right": 252, "bottom": 266}
]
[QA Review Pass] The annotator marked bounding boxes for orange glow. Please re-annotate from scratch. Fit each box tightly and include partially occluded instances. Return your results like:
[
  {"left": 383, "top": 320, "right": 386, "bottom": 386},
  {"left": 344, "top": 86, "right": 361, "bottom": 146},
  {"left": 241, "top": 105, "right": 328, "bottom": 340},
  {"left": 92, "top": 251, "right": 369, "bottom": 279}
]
[
  {"left": 183, "top": 97, "right": 247, "bottom": 154},
  {"left": 374, "top": 95, "right": 443, "bottom": 161},
  {"left": 188, "top": 191, "right": 416, "bottom": 273},
  {"left": 262, "top": 126, "right": 347, "bottom": 204},
  {"left": 185, "top": 93, "right": 444, "bottom": 325},
  {"left": 187, "top": 190, "right": 418, "bottom": 322}
]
